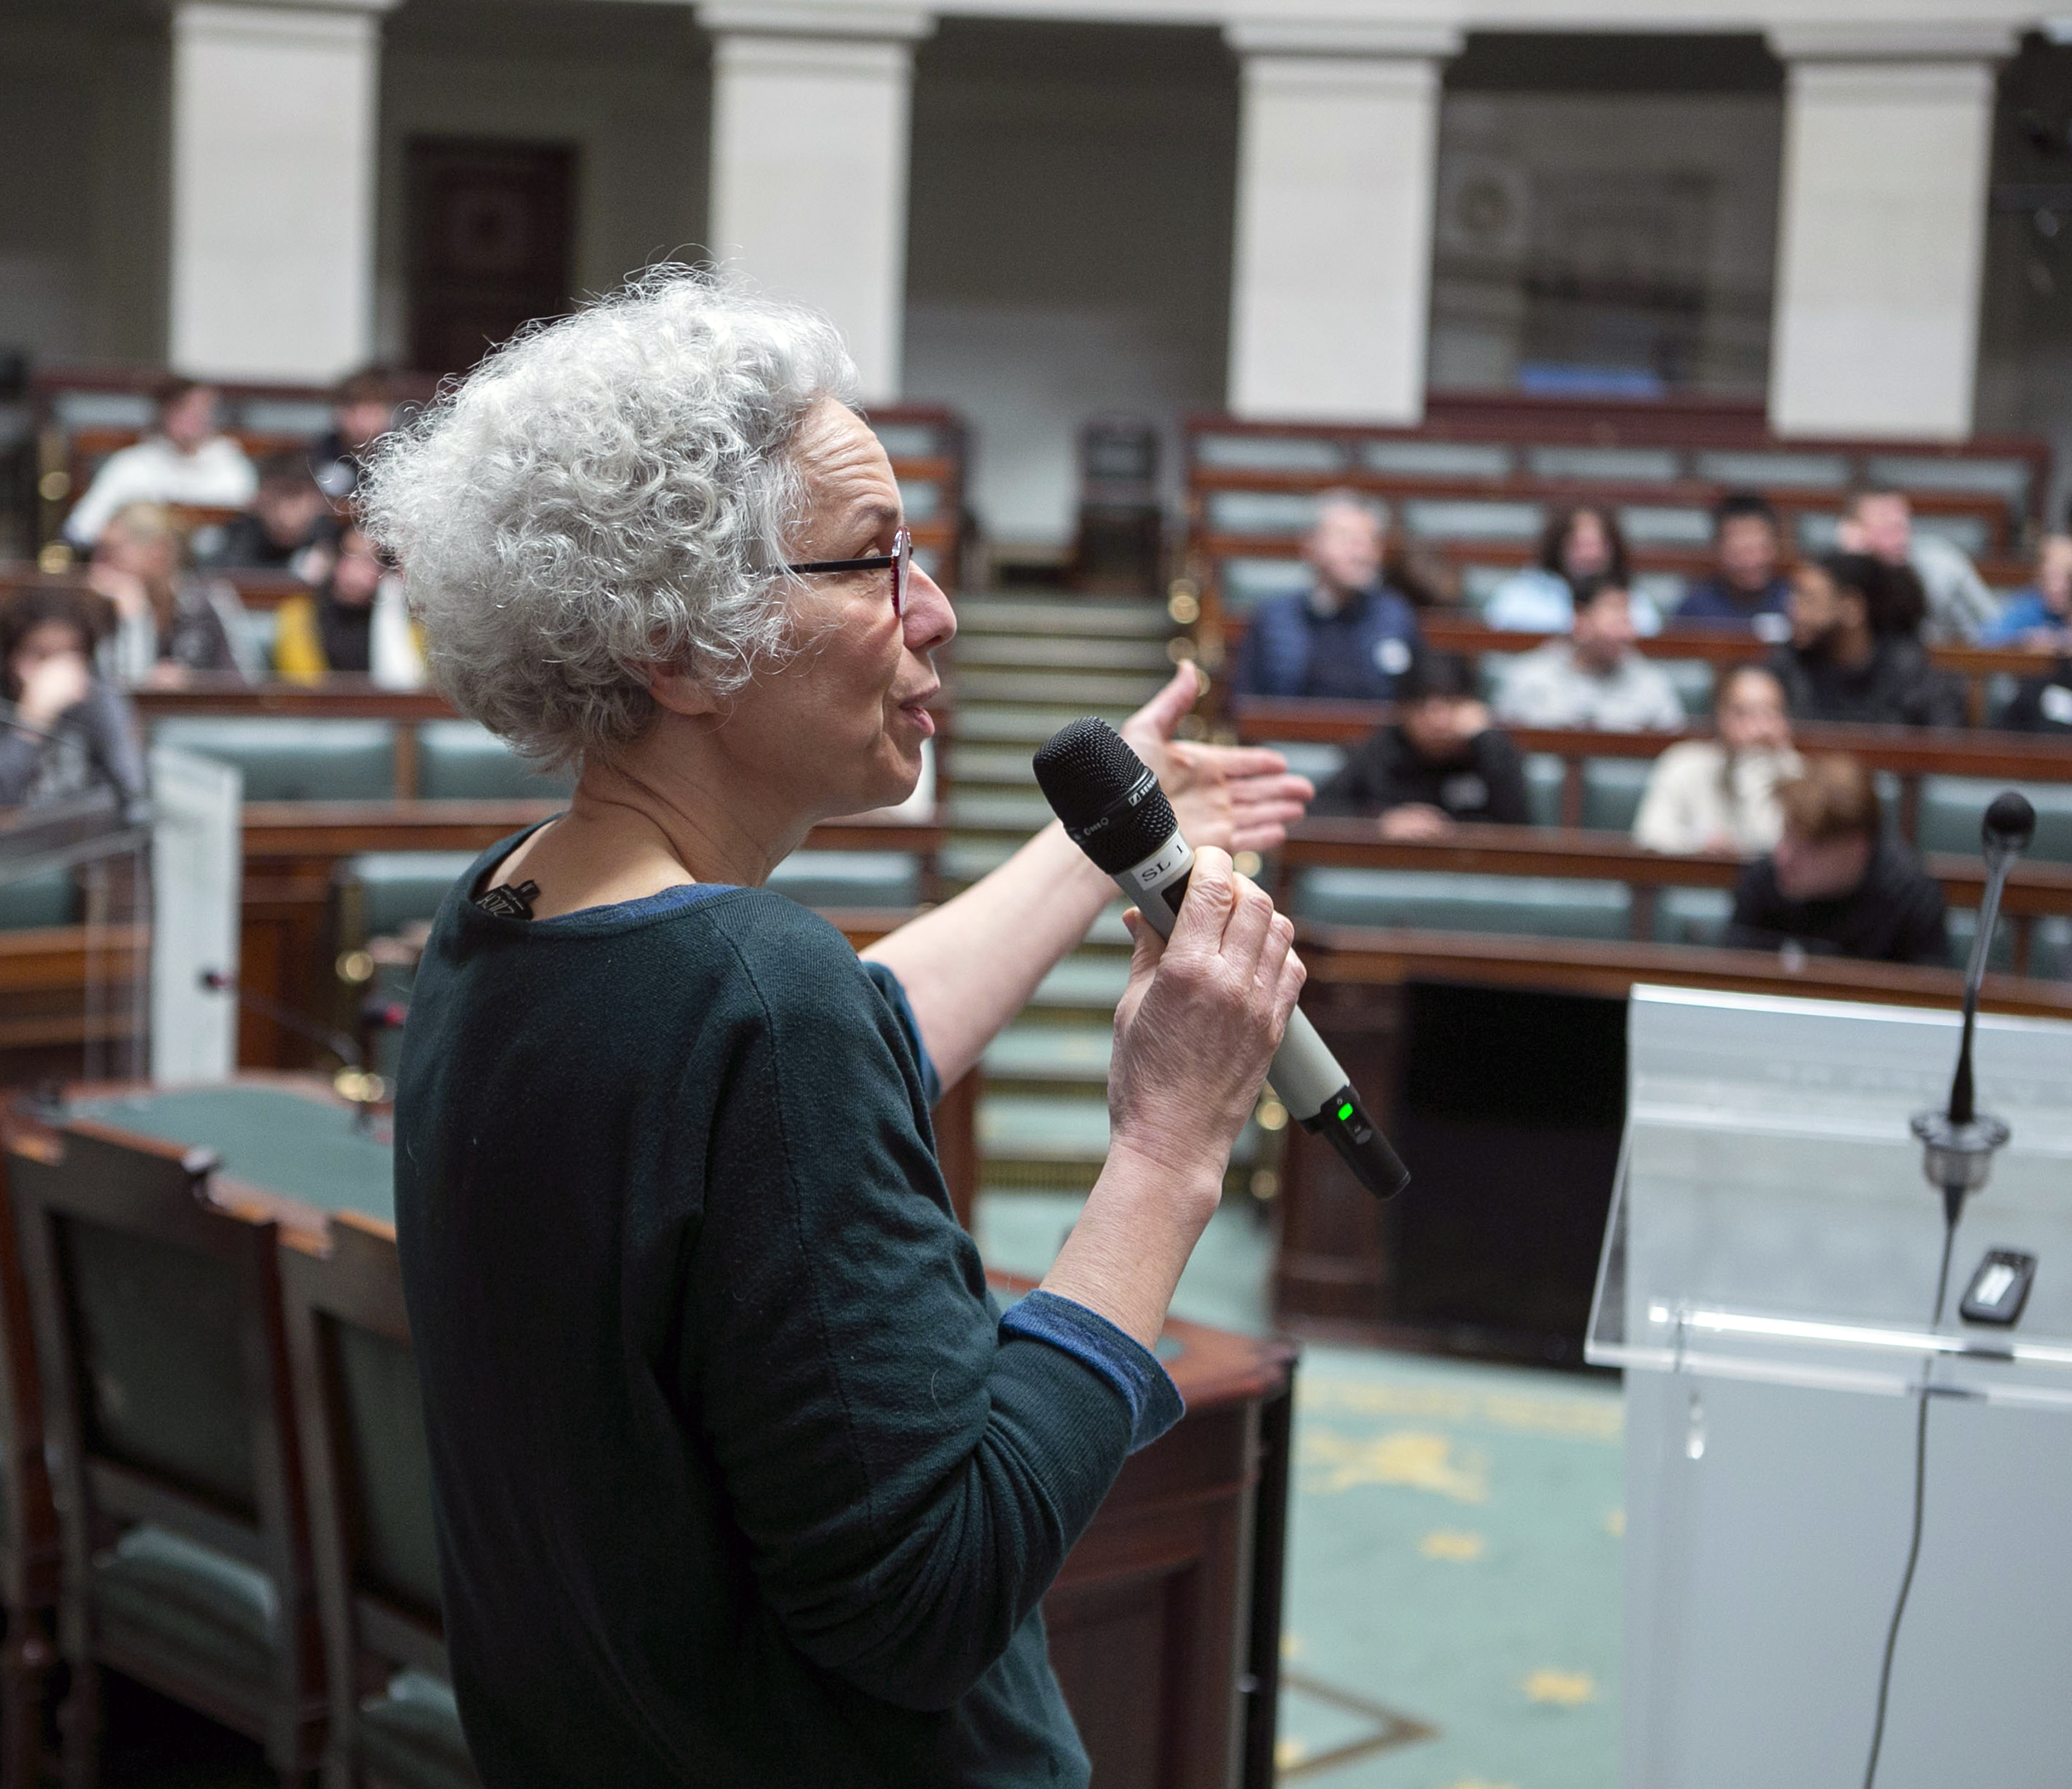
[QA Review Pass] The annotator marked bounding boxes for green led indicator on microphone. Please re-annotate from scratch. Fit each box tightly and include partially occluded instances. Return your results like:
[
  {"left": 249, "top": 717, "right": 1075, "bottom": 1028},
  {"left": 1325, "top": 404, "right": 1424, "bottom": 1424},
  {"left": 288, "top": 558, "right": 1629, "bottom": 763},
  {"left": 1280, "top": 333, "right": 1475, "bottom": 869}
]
[{"left": 1336, "top": 1100, "right": 1354, "bottom": 1122}]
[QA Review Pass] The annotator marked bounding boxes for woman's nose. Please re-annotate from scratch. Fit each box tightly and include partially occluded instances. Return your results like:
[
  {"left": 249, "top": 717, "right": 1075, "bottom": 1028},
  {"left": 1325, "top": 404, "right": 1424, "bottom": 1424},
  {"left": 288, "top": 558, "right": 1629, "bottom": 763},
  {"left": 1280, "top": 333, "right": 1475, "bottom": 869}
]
[{"left": 904, "top": 564, "right": 956, "bottom": 655}]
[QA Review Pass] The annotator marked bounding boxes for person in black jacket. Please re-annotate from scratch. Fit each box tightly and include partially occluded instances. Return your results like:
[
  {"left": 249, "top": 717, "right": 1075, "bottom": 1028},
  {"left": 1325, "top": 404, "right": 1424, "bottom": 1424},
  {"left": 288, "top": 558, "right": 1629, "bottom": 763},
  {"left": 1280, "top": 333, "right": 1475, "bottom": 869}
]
[
  {"left": 1726, "top": 753, "right": 1948, "bottom": 965},
  {"left": 1765, "top": 552, "right": 1964, "bottom": 728},
  {"left": 1310, "top": 649, "right": 1531, "bottom": 837}
]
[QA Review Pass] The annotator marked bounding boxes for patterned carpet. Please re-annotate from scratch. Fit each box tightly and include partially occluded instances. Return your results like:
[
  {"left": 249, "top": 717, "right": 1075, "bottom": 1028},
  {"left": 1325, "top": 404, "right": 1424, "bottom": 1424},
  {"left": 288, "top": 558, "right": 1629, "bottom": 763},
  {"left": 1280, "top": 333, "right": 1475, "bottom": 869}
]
[{"left": 975, "top": 1194, "right": 1625, "bottom": 1789}]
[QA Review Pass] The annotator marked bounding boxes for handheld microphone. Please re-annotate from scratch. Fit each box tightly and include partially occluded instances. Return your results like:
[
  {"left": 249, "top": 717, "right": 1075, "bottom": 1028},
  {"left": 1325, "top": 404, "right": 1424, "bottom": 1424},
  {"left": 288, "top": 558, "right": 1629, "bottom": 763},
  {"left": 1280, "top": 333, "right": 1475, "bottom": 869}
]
[
  {"left": 1033, "top": 718, "right": 1409, "bottom": 1200},
  {"left": 1910, "top": 790, "right": 2032, "bottom": 1209}
]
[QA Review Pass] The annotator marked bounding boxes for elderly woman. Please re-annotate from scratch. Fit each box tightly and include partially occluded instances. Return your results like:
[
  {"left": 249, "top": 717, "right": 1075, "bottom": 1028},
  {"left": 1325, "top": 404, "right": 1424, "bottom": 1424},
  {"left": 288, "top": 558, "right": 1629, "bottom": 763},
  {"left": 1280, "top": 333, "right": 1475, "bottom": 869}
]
[{"left": 364, "top": 271, "right": 1313, "bottom": 1788}]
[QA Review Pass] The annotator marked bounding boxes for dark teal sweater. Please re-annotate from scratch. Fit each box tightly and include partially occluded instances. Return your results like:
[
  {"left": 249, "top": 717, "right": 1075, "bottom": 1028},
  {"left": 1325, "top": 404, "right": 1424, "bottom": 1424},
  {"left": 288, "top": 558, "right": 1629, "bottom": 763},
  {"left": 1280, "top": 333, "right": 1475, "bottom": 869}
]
[{"left": 394, "top": 849, "right": 1154, "bottom": 1786}]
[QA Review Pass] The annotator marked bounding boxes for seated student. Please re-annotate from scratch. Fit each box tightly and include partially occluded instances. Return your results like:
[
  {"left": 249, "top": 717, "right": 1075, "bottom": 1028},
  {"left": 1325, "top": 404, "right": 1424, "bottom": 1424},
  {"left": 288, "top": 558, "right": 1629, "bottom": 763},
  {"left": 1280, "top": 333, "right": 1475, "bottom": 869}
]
[
  {"left": 1491, "top": 577, "right": 1686, "bottom": 733},
  {"left": 210, "top": 451, "right": 336, "bottom": 571},
  {"left": 62, "top": 377, "right": 257, "bottom": 549},
  {"left": 1999, "top": 656, "right": 2072, "bottom": 733},
  {"left": 1674, "top": 492, "right": 1791, "bottom": 634},
  {"left": 86, "top": 501, "right": 254, "bottom": 684},
  {"left": 1726, "top": 754, "right": 1948, "bottom": 965},
  {"left": 1484, "top": 504, "right": 1663, "bottom": 635},
  {"left": 1765, "top": 552, "right": 1963, "bottom": 728},
  {"left": 1633, "top": 665, "right": 1801, "bottom": 855},
  {"left": 0, "top": 583, "right": 148, "bottom": 811},
  {"left": 311, "top": 367, "right": 398, "bottom": 501},
  {"left": 1980, "top": 534, "right": 2072, "bottom": 650},
  {"left": 1838, "top": 484, "right": 1997, "bottom": 644},
  {"left": 1310, "top": 650, "right": 1529, "bottom": 837},
  {"left": 274, "top": 525, "right": 427, "bottom": 687},
  {"left": 1231, "top": 491, "right": 1421, "bottom": 702}
]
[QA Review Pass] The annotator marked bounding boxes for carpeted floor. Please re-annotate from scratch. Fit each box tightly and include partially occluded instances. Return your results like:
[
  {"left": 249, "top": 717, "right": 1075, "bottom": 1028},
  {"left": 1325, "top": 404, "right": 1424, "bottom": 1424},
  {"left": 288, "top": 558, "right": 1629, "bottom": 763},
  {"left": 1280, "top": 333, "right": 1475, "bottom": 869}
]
[{"left": 976, "top": 1192, "right": 1625, "bottom": 1789}]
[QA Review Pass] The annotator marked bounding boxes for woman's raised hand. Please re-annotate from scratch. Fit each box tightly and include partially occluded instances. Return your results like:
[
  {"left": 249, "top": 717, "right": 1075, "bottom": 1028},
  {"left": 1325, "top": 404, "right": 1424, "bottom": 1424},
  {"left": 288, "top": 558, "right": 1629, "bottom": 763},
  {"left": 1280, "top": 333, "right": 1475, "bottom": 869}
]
[
  {"left": 1118, "top": 665, "right": 1314, "bottom": 858},
  {"left": 1106, "top": 846, "right": 1305, "bottom": 1192}
]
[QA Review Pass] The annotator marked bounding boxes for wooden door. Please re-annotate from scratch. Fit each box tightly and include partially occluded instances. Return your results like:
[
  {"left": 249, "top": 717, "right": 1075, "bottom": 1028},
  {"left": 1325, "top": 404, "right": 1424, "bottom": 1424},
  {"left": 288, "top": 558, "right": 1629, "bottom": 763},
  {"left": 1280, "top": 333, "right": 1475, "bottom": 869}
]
[{"left": 405, "top": 138, "right": 576, "bottom": 377}]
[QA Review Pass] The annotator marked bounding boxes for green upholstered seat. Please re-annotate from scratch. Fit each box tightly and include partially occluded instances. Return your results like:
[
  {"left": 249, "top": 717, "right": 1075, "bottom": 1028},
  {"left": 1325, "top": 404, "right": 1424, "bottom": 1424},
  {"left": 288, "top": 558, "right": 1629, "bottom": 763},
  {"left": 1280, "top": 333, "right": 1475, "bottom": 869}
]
[
  {"left": 90, "top": 1525, "right": 276, "bottom": 1690},
  {"left": 339, "top": 852, "right": 478, "bottom": 939},
  {"left": 1523, "top": 753, "right": 1564, "bottom": 827},
  {"left": 1580, "top": 757, "right": 1655, "bottom": 833},
  {"left": 151, "top": 717, "right": 396, "bottom": 800},
  {"left": 766, "top": 849, "right": 922, "bottom": 910},
  {"left": 336, "top": 1323, "right": 443, "bottom": 1615},
  {"left": 0, "top": 865, "right": 76, "bottom": 929},
  {"left": 1658, "top": 659, "right": 1715, "bottom": 719},
  {"left": 1943, "top": 909, "right": 2072, "bottom": 977},
  {"left": 358, "top": 1671, "right": 478, "bottom": 1789},
  {"left": 1262, "top": 741, "right": 1347, "bottom": 786},
  {"left": 1917, "top": 777, "right": 2072, "bottom": 865},
  {"left": 415, "top": 721, "right": 574, "bottom": 800},
  {"left": 1652, "top": 886, "right": 1734, "bottom": 947},
  {"left": 1290, "top": 868, "right": 1632, "bottom": 940},
  {"left": 1946, "top": 907, "right": 2015, "bottom": 974}
]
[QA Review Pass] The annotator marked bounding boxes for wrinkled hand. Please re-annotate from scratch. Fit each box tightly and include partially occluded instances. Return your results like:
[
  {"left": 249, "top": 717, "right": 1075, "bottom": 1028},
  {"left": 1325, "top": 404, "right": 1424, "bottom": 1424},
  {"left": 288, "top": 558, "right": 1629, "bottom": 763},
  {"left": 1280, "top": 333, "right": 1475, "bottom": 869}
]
[
  {"left": 17, "top": 652, "right": 91, "bottom": 729},
  {"left": 1118, "top": 664, "right": 1314, "bottom": 856},
  {"left": 1108, "top": 846, "right": 1305, "bottom": 1175}
]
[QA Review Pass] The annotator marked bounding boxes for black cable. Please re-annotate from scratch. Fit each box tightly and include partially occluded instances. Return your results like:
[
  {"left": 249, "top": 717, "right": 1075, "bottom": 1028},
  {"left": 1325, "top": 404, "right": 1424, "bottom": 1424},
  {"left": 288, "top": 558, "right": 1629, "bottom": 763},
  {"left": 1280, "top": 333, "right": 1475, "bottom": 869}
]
[{"left": 1861, "top": 1202, "right": 1960, "bottom": 1789}]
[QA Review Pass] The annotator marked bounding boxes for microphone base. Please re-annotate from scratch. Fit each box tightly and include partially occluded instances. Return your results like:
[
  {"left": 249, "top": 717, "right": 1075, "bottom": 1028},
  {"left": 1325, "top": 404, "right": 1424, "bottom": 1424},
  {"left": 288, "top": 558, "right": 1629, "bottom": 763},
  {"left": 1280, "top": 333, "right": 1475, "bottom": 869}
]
[{"left": 1910, "top": 1109, "right": 2011, "bottom": 1207}]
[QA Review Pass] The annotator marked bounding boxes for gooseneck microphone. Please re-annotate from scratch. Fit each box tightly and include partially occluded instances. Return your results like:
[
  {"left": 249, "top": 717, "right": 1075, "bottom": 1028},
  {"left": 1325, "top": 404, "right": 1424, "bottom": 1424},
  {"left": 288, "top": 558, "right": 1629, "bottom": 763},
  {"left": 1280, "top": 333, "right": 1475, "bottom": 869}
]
[
  {"left": 1033, "top": 718, "right": 1409, "bottom": 1200},
  {"left": 1910, "top": 790, "right": 2033, "bottom": 1211}
]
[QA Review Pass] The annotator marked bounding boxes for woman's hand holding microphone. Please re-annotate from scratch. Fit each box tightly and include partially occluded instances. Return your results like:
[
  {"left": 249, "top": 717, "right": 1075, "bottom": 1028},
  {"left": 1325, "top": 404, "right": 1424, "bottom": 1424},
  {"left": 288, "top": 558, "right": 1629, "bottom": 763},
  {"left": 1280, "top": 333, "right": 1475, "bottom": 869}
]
[{"left": 1038, "top": 846, "right": 1305, "bottom": 1350}]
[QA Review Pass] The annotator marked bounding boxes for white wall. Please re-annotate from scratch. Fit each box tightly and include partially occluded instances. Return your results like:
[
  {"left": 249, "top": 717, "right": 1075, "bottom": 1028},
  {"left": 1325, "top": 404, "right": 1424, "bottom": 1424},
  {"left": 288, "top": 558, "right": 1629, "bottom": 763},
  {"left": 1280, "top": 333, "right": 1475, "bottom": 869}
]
[
  {"left": 903, "top": 20, "right": 1236, "bottom": 548},
  {"left": 375, "top": 0, "right": 709, "bottom": 366},
  {"left": 0, "top": 4, "right": 168, "bottom": 365}
]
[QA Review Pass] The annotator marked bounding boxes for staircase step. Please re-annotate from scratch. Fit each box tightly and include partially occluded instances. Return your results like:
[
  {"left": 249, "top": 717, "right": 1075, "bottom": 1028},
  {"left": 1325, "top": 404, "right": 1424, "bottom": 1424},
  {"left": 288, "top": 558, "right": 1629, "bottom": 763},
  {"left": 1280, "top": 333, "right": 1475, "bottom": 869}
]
[
  {"left": 953, "top": 634, "right": 1176, "bottom": 673},
  {"left": 956, "top": 597, "right": 1172, "bottom": 639},
  {"left": 948, "top": 705, "right": 1141, "bottom": 744},
  {"left": 951, "top": 668, "right": 1166, "bottom": 707}
]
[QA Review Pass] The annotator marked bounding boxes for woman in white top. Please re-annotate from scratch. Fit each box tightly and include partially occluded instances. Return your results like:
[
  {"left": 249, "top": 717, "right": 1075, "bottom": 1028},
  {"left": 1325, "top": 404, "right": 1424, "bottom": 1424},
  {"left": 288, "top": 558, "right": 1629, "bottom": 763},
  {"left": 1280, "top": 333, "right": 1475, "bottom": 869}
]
[
  {"left": 1633, "top": 664, "right": 1802, "bottom": 855},
  {"left": 62, "top": 379, "right": 257, "bottom": 549},
  {"left": 1485, "top": 503, "right": 1663, "bottom": 636}
]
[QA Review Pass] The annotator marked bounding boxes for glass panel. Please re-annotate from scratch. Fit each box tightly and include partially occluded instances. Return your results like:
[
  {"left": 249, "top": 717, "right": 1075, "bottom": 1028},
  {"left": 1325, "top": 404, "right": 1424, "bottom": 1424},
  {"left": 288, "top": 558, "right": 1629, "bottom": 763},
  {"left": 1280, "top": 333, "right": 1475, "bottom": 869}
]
[{"left": 1589, "top": 988, "right": 2072, "bottom": 1409}]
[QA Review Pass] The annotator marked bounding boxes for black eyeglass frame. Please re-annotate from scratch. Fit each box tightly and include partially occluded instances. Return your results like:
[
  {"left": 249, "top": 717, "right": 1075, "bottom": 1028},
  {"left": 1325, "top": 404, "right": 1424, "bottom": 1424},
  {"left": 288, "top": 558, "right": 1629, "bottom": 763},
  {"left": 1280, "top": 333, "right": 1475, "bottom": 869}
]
[{"left": 785, "top": 526, "right": 912, "bottom": 618}]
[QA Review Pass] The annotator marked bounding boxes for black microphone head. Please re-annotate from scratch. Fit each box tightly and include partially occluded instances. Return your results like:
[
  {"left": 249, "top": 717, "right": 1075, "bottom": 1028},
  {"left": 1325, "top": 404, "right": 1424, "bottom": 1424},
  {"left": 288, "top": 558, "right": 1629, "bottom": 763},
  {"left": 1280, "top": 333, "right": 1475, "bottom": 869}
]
[
  {"left": 1033, "top": 718, "right": 1179, "bottom": 874},
  {"left": 1983, "top": 791, "right": 2036, "bottom": 856}
]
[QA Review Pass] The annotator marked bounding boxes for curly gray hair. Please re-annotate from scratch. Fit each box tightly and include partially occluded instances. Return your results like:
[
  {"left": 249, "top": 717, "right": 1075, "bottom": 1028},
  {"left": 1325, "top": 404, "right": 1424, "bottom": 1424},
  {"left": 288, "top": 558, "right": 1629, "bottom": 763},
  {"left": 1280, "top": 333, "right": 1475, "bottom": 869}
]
[{"left": 359, "top": 268, "right": 860, "bottom": 766}]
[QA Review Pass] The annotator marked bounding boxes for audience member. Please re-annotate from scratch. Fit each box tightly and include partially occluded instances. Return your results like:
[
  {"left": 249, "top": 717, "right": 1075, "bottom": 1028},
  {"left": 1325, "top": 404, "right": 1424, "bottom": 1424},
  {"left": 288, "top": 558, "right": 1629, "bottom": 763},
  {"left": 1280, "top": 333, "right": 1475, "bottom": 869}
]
[
  {"left": 1839, "top": 485, "right": 1997, "bottom": 643},
  {"left": 311, "top": 367, "right": 398, "bottom": 500},
  {"left": 62, "top": 377, "right": 257, "bottom": 549},
  {"left": 1491, "top": 578, "right": 1685, "bottom": 732},
  {"left": 274, "top": 525, "right": 427, "bottom": 687},
  {"left": 1673, "top": 492, "right": 1790, "bottom": 634},
  {"left": 1231, "top": 491, "right": 1421, "bottom": 702},
  {"left": 209, "top": 451, "right": 336, "bottom": 571},
  {"left": 1726, "top": 755, "right": 1948, "bottom": 965},
  {"left": 1979, "top": 534, "right": 2072, "bottom": 650},
  {"left": 86, "top": 502, "right": 254, "bottom": 684},
  {"left": 1766, "top": 552, "right": 1963, "bottom": 728},
  {"left": 0, "top": 583, "right": 148, "bottom": 811},
  {"left": 1999, "top": 657, "right": 2072, "bottom": 734},
  {"left": 1633, "top": 665, "right": 1800, "bottom": 855},
  {"left": 1310, "top": 650, "right": 1530, "bottom": 837},
  {"left": 1485, "top": 504, "right": 1663, "bottom": 635}
]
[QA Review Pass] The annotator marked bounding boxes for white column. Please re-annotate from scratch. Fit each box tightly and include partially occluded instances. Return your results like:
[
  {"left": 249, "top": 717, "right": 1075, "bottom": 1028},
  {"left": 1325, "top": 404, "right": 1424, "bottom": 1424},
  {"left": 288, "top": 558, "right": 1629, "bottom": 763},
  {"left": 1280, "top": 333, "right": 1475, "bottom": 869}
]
[
  {"left": 170, "top": 0, "right": 392, "bottom": 383},
  {"left": 1767, "top": 26, "right": 2013, "bottom": 440},
  {"left": 1225, "top": 23, "right": 1456, "bottom": 423},
  {"left": 701, "top": 5, "right": 931, "bottom": 404}
]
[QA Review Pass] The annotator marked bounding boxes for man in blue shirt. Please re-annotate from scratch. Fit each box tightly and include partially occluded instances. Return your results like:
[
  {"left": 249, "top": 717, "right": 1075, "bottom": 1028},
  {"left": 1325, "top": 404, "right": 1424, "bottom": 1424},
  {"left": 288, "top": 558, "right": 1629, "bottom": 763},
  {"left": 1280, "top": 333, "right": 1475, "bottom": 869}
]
[
  {"left": 1675, "top": 492, "right": 1791, "bottom": 632},
  {"left": 1231, "top": 490, "right": 1421, "bottom": 702}
]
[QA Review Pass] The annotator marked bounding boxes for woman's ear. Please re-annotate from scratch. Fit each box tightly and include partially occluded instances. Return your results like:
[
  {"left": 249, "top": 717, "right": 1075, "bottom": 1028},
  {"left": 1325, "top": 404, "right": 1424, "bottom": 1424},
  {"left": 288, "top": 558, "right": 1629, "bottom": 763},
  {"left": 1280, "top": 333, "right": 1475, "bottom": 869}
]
[{"left": 645, "top": 663, "right": 720, "bottom": 719}]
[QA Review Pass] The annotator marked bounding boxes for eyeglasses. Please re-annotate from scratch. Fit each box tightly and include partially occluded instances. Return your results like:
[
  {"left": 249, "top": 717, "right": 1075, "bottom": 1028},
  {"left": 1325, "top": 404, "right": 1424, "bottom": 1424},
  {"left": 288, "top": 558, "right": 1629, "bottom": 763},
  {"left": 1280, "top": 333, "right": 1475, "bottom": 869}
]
[{"left": 785, "top": 526, "right": 912, "bottom": 620}]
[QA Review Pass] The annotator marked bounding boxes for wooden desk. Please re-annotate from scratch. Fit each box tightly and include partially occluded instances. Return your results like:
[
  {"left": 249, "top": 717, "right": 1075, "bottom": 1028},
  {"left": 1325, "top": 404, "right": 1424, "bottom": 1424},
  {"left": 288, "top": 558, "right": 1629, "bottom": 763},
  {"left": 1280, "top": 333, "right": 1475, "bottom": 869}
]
[
  {"left": 1271, "top": 923, "right": 2072, "bottom": 1361},
  {"left": 1273, "top": 819, "right": 2072, "bottom": 970},
  {"left": 27, "top": 1078, "right": 1294, "bottom": 1789}
]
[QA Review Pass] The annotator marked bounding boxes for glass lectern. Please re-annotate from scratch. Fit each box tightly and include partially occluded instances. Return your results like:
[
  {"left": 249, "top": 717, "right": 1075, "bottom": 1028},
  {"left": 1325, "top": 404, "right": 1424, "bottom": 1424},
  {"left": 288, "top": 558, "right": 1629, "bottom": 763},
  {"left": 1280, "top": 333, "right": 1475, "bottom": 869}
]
[{"left": 1590, "top": 987, "right": 2072, "bottom": 1789}]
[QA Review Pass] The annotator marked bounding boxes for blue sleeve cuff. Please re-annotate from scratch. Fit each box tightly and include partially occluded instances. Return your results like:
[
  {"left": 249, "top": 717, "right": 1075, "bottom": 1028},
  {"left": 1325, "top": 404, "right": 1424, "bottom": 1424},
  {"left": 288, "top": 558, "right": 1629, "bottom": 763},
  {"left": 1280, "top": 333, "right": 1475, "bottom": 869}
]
[
  {"left": 861, "top": 960, "right": 942, "bottom": 1110},
  {"left": 999, "top": 1289, "right": 1184, "bottom": 1454}
]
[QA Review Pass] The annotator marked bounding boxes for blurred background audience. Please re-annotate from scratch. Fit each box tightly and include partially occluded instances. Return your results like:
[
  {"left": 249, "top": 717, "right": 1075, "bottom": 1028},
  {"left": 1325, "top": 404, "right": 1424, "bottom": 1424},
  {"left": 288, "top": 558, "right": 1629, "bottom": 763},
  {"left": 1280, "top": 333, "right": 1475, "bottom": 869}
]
[
  {"left": 1673, "top": 492, "right": 1790, "bottom": 635},
  {"left": 1484, "top": 503, "right": 1662, "bottom": 636},
  {"left": 1633, "top": 665, "right": 1798, "bottom": 855},
  {"left": 86, "top": 502, "right": 255, "bottom": 684},
  {"left": 1839, "top": 485, "right": 1997, "bottom": 644},
  {"left": 1492, "top": 578, "right": 1683, "bottom": 730},
  {"left": 61, "top": 379, "right": 256, "bottom": 550},
  {"left": 208, "top": 451, "right": 336, "bottom": 573},
  {"left": 1767, "top": 552, "right": 1962, "bottom": 728},
  {"left": 273, "top": 525, "right": 425, "bottom": 688},
  {"left": 0, "top": 582, "right": 146, "bottom": 810}
]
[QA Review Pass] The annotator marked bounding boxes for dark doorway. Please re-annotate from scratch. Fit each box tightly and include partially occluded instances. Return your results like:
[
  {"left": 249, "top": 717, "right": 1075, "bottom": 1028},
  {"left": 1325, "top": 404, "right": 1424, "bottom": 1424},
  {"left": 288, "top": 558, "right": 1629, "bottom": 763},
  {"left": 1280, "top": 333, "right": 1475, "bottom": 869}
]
[{"left": 405, "top": 138, "right": 577, "bottom": 376}]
